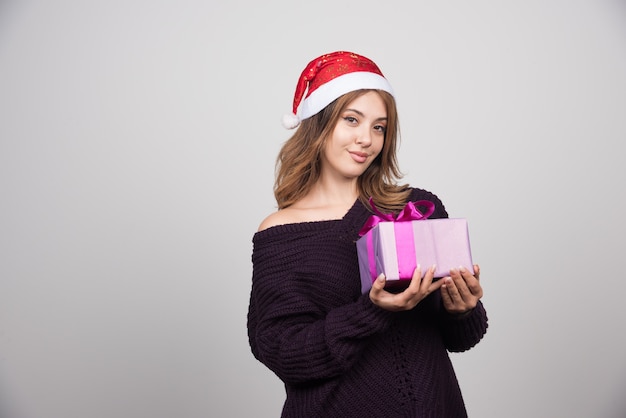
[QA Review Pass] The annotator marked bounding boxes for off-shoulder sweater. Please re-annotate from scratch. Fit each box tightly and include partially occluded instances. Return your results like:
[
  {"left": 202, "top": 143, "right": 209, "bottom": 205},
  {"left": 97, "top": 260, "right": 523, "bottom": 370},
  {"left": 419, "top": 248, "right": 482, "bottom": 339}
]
[{"left": 247, "top": 188, "right": 488, "bottom": 418}]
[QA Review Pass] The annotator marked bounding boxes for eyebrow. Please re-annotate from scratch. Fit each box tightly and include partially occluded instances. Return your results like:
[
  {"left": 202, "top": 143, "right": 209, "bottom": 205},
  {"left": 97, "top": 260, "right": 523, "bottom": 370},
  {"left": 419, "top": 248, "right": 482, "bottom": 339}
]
[{"left": 344, "top": 108, "right": 388, "bottom": 122}]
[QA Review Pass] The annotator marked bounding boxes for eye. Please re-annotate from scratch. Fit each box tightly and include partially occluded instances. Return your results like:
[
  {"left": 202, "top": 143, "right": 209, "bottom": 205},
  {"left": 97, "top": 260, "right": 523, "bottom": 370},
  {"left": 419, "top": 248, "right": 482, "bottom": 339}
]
[
  {"left": 374, "top": 124, "right": 387, "bottom": 134},
  {"left": 343, "top": 116, "right": 358, "bottom": 124}
]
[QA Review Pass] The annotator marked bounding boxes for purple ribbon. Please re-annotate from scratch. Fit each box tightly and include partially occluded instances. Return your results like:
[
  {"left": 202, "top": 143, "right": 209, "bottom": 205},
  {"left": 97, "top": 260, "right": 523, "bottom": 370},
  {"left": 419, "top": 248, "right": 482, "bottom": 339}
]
[
  {"left": 359, "top": 198, "right": 435, "bottom": 282},
  {"left": 358, "top": 198, "right": 435, "bottom": 236}
]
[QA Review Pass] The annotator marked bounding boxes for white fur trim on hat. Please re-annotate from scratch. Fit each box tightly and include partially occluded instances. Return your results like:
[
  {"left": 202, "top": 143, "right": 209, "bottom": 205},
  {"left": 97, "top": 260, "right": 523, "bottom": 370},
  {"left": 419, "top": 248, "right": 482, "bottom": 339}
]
[{"left": 298, "top": 71, "right": 394, "bottom": 120}]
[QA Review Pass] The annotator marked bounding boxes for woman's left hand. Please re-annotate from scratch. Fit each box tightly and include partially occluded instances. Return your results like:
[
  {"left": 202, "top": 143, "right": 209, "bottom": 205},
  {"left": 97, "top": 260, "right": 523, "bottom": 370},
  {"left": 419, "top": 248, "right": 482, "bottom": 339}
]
[{"left": 440, "top": 264, "right": 483, "bottom": 315}]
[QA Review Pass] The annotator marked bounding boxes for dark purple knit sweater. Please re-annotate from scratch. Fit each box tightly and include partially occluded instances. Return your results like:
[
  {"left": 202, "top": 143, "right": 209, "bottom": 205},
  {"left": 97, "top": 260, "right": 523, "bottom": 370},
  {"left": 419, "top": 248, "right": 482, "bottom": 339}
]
[{"left": 247, "top": 188, "right": 488, "bottom": 417}]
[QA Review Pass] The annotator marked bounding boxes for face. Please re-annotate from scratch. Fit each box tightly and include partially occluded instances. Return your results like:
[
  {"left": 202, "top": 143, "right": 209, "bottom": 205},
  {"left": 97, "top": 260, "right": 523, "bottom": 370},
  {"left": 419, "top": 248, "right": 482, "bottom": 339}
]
[{"left": 321, "top": 91, "right": 387, "bottom": 181}]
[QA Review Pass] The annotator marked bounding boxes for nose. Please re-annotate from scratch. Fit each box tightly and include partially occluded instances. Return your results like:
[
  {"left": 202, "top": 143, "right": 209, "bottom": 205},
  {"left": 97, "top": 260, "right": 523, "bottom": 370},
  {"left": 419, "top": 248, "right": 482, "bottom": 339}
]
[{"left": 355, "top": 128, "right": 372, "bottom": 147}]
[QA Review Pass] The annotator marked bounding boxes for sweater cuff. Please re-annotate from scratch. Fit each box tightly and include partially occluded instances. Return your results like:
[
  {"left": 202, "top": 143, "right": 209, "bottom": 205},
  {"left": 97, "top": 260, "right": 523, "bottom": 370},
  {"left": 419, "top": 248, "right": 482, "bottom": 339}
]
[
  {"left": 442, "top": 302, "right": 488, "bottom": 352},
  {"left": 357, "top": 293, "right": 394, "bottom": 332}
]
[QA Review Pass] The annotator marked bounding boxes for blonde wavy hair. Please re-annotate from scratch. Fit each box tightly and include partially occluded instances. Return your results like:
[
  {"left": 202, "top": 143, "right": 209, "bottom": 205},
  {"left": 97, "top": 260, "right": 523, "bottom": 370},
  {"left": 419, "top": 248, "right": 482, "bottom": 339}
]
[{"left": 274, "top": 89, "right": 411, "bottom": 214}]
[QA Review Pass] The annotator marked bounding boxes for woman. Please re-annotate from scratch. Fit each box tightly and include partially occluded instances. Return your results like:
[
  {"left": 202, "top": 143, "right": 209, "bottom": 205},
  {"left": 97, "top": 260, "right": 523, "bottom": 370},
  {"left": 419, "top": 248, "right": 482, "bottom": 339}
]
[{"left": 247, "top": 51, "right": 488, "bottom": 417}]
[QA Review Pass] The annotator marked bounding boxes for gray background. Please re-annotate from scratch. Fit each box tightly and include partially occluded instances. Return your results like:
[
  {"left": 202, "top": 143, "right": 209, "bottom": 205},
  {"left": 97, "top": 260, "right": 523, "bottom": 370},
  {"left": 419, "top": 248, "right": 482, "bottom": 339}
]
[{"left": 1, "top": 1, "right": 625, "bottom": 417}]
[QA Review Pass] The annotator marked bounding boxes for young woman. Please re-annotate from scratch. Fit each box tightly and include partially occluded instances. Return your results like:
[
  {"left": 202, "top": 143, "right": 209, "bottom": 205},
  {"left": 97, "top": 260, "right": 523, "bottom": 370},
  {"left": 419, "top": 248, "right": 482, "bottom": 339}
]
[{"left": 247, "top": 51, "right": 488, "bottom": 417}]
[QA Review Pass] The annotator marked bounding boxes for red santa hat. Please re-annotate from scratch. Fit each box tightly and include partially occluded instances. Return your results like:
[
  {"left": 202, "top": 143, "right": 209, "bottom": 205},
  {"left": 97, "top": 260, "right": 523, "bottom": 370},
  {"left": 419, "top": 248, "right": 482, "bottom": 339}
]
[{"left": 282, "top": 51, "right": 395, "bottom": 129}]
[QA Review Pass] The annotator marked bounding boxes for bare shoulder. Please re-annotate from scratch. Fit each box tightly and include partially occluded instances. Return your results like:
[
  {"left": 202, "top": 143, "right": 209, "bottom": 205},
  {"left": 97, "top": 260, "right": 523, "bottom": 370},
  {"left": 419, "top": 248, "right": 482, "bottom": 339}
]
[
  {"left": 257, "top": 208, "right": 300, "bottom": 232},
  {"left": 258, "top": 202, "right": 351, "bottom": 231}
]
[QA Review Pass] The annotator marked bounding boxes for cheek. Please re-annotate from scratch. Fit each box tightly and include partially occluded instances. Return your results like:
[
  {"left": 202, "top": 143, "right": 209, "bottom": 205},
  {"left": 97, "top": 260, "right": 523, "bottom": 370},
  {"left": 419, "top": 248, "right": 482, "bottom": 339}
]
[{"left": 373, "top": 138, "right": 385, "bottom": 156}]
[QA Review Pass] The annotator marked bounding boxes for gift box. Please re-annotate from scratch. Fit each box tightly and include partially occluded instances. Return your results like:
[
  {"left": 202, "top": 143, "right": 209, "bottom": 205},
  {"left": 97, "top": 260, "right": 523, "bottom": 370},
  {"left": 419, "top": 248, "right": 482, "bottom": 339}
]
[{"left": 356, "top": 199, "right": 474, "bottom": 294}]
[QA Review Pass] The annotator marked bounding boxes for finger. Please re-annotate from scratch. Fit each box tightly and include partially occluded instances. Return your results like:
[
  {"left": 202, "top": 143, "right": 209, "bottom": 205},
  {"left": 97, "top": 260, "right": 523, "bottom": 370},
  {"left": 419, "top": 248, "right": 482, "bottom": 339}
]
[
  {"left": 423, "top": 264, "right": 435, "bottom": 281},
  {"left": 440, "top": 277, "right": 458, "bottom": 309},
  {"left": 405, "top": 264, "right": 425, "bottom": 295},
  {"left": 420, "top": 264, "right": 438, "bottom": 293},
  {"left": 399, "top": 265, "right": 437, "bottom": 307},
  {"left": 458, "top": 266, "right": 483, "bottom": 296},
  {"left": 374, "top": 273, "right": 386, "bottom": 289},
  {"left": 459, "top": 266, "right": 475, "bottom": 280},
  {"left": 442, "top": 277, "right": 461, "bottom": 299},
  {"left": 444, "top": 273, "right": 481, "bottom": 310},
  {"left": 427, "top": 277, "right": 445, "bottom": 294},
  {"left": 369, "top": 274, "right": 386, "bottom": 300},
  {"left": 449, "top": 268, "right": 471, "bottom": 296},
  {"left": 440, "top": 280, "right": 451, "bottom": 303},
  {"left": 473, "top": 264, "right": 480, "bottom": 279},
  {"left": 464, "top": 278, "right": 484, "bottom": 299}
]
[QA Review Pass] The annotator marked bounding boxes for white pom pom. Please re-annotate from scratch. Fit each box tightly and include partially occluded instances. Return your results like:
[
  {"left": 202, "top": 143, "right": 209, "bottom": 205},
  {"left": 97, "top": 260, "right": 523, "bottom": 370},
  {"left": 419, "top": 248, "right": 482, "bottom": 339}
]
[{"left": 281, "top": 113, "right": 300, "bottom": 129}]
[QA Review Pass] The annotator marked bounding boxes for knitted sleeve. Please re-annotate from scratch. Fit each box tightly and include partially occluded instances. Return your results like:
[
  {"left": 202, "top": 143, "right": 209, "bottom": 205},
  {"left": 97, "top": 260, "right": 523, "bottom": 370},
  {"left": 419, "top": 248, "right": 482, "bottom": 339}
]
[
  {"left": 247, "top": 228, "right": 393, "bottom": 385},
  {"left": 439, "top": 301, "right": 489, "bottom": 352}
]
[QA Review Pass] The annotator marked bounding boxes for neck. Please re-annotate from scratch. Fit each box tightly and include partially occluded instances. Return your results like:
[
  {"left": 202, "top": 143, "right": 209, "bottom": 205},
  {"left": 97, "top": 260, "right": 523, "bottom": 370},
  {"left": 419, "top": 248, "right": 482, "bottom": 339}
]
[{"left": 304, "top": 177, "right": 359, "bottom": 208}]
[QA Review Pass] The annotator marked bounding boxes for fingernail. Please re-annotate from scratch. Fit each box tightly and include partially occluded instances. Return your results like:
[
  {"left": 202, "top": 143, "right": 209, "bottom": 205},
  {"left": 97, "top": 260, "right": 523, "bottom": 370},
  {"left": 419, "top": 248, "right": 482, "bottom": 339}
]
[
  {"left": 430, "top": 264, "right": 436, "bottom": 273},
  {"left": 459, "top": 266, "right": 466, "bottom": 272}
]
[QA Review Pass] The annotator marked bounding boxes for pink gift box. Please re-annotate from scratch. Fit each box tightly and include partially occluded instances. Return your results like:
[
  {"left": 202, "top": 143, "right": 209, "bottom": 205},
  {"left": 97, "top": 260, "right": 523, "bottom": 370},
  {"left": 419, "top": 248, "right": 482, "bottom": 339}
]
[{"left": 356, "top": 218, "right": 474, "bottom": 293}]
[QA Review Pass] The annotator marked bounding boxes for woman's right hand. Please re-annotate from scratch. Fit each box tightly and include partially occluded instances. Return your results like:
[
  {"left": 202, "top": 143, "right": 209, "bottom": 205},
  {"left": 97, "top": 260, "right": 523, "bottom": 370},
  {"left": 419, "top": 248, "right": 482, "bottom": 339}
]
[{"left": 369, "top": 264, "right": 443, "bottom": 312}]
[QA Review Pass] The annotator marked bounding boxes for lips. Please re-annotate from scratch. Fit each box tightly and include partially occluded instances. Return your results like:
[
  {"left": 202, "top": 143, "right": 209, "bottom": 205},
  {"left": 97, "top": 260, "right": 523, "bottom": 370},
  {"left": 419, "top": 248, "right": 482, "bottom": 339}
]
[{"left": 349, "top": 151, "right": 369, "bottom": 163}]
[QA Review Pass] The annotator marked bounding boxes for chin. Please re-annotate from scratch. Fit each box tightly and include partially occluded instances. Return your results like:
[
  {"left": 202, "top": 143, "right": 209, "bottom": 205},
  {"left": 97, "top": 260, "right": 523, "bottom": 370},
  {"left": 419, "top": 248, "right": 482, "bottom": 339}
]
[{"left": 344, "top": 169, "right": 368, "bottom": 179}]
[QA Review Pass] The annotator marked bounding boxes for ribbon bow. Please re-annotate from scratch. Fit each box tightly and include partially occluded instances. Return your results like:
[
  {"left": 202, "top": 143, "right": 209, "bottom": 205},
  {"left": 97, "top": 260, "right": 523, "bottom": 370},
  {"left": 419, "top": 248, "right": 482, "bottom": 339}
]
[{"left": 358, "top": 197, "right": 435, "bottom": 236}]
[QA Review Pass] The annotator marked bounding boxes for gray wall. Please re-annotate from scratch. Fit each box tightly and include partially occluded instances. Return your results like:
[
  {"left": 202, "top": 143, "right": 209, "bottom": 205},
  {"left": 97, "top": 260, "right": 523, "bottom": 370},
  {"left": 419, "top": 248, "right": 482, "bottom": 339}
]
[{"left": 1, "top": 1, "right": 625, "bottom": 417}]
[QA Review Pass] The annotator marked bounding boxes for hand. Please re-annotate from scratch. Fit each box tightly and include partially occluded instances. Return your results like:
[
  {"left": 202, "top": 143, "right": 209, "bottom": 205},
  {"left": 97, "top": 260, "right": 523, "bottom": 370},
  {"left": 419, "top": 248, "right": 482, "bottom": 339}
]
[
  {"left": 440, "top": 264, "right": 483, "bottom": 315},
  {"left": 369, "top": 264, "right": 444, "bottom": 312}
]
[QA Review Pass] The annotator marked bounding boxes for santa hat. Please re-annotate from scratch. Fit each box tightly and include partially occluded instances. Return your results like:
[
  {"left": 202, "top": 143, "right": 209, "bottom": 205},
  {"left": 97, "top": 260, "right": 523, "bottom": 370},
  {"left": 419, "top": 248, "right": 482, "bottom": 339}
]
[{"left": 282, "top": 51, "right": 395, "bottom": 129}]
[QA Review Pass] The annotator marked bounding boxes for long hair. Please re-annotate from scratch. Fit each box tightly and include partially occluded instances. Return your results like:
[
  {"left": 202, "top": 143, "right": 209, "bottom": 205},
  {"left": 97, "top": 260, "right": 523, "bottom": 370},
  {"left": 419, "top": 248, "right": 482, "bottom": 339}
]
[{"left": 274, "top": 89, "right": 411, "bottom": 213}]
